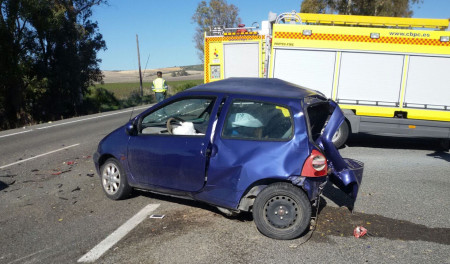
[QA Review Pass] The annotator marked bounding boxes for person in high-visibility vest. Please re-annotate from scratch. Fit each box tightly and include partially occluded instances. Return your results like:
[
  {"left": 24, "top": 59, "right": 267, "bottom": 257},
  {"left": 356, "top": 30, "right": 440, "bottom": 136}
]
[{"left": 152, "top": 71, "right": 168, "bottom": 102}]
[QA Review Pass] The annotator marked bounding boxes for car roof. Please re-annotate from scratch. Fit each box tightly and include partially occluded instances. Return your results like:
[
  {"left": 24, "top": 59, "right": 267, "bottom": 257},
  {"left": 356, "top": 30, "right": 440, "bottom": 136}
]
[{"left": 186, "top": 78, "right": 324, "bottom": 99}]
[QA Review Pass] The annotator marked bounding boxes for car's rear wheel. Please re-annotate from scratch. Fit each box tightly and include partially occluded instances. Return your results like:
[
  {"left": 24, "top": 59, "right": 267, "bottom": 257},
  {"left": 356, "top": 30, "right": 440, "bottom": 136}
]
[
  {"left": 253, "top": 183, "right": 311, "bottom": 240},
  {"left": 100, "top": 158, "right": 132, "bottom": 200}
]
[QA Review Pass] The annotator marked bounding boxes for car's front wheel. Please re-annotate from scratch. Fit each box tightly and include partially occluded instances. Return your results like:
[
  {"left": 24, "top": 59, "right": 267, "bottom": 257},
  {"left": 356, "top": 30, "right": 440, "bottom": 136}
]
[
  {"left": 253, "top": 183, "right": 311, "bottom": 240},
  {"left": 100, "top": 158, "right": 132, "bottom": 200}
]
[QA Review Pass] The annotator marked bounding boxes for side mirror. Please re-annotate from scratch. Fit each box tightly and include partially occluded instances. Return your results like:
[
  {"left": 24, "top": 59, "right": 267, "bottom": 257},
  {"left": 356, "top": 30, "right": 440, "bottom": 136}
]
[{"left": 125, "top": 123, "right": 137, "bottom": 136}]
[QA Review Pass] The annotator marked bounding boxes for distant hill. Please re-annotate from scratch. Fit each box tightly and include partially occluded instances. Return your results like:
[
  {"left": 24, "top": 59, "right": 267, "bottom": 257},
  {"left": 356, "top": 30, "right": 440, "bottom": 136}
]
[
  {"left": 183, "top": 64, "right": 203, "bottom": 71},
  {"left": 101, "top": 65, "right": 204, "bottom": 83}
]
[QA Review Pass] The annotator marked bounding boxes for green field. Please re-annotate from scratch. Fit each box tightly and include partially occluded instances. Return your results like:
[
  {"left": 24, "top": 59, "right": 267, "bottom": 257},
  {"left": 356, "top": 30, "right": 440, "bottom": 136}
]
[
  {"left": 90, "top": 79, "right": 204, "bottom": 99},
  {"left": 86, "top": 79, "right": 204, "bottom": 112}
]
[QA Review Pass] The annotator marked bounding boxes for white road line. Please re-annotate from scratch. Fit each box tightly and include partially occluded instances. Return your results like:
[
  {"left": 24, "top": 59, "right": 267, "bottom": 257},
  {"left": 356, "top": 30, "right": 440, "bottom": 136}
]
[
  {"left": 0, "top": 106, "right": 150, "bottom": 139},
  {"left": 0, "top": 143, "right": 80, "bottom": 169},
  {"left": 37, "top": 106, "right": 149, "bottom": 130},
  {"left": 78, "top": 203, "right": 160, "bottom": 263},
  {"left": 7, "top": 247, "right": 51, "bottom": 264},
  {"left": 0, "top": 130, "right": 32, "bottom": 139}
]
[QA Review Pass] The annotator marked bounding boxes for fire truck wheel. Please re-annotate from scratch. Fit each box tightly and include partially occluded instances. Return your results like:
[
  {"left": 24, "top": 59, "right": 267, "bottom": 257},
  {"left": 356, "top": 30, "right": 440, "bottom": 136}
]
[
  {"left": 332, "top": 121, "right": 349, "bottom": 148},
  {"left": 253, "top": 183, "right": 311, "bottom": 240}
]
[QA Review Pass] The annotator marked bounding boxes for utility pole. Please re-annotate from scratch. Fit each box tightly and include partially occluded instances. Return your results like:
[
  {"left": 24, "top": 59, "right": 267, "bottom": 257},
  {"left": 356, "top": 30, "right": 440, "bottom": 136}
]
[{"left": 136, "top": 34, "right": 143, "bottom": 97}]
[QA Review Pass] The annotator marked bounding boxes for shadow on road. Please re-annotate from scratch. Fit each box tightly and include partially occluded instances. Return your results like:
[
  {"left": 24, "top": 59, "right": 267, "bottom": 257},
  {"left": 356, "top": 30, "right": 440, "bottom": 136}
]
[
  {"left": 0, "top": 180, "right": 8, "bottom": 191},
  {"left": 132, "top": 187, "right": 450, "bottom": 245},
  {"left": 311, "top": 182, "right": 450, "bottom": 245},
  {"left": 312, "top": 203, "right": 450, "bottom": 245},
  {"left": 132, "top": 190, "right": 233, "bottom": 215},
  {"left": 322, "top": 181, "right": 354, "bottom": 210},
  {"left": 426, "top": 151, "right": 450, "bottom": 162}
]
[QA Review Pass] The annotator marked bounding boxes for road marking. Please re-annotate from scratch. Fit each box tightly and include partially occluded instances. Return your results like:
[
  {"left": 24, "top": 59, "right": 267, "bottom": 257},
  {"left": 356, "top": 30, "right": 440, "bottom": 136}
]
[
  {"left": 0, "top": 130, "right": 32, "bottom": 139},
  {"left": 78, "top": 203, "right": 160, "bottom": 263},
  {"left": 37, "top": 106, "right": 149, "bottom": 130},
  {"left": 0, "top": 143, "right": 80, "bottom": 169},
  {"left": 7, "top": 247, "right": 51, "bottom": 264},
  {"left": 0, "top": 106, "right": 150, "bottom": 139}
]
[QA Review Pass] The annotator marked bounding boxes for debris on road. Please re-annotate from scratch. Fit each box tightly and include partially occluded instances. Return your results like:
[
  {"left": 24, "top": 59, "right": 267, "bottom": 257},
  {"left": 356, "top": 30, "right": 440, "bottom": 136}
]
[
  {"left": 150, "top": 214, "right": 165, "bottom": 219},
  {"left": 51, "top": 169, "right": 71, "bottom": 175},
  {"left": 354, "top": 226, "right": 368, "bottom": 238},
  {"left": 22, "top": 180, "right": 36, "bottom": 183},
  {"left": 86, "top": 173, "right": 94, "bottom": 177},
  {"left": 71, "top": 186, "right": 81, "bottom": 192}
]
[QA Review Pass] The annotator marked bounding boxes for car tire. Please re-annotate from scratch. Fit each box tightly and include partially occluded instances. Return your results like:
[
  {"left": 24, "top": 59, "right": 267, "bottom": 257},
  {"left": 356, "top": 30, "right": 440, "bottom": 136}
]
[
  {"left": 332, "top": 121, "right": 349, "bottom": 149},
  {"left": 253, "top": 183, "right": 311, "bottom": 240},
  {"left": 100, "top": 158, "right": 132, "bottom": 200}
]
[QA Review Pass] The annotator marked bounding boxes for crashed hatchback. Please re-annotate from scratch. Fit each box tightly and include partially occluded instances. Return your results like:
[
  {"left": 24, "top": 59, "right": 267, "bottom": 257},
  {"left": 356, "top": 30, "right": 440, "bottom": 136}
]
[{"left": 94, "top": 78, "right": 364, "bottom": 240}]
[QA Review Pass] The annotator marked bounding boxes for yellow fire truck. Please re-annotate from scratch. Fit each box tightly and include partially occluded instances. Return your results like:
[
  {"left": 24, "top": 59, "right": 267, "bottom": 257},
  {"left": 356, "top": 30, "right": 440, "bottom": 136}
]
[{"left": 204, "top": 12, "right": 450, "bottom": 148}]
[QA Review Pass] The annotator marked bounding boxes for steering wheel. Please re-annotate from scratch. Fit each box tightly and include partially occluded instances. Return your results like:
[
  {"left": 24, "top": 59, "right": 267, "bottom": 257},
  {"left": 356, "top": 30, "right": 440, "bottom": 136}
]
[{"left": 166, "top": 117, "right": 185, "bottom": 134}]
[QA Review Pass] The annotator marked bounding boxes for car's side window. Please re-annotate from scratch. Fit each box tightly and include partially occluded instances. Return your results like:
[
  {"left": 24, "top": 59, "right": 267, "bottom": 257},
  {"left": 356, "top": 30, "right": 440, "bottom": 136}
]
[
  {"left": 140, "top": 97, "right": 215, "bottom": 135},
  {"left": 222, "top": 99, "right": 293, "bottom": 140}
]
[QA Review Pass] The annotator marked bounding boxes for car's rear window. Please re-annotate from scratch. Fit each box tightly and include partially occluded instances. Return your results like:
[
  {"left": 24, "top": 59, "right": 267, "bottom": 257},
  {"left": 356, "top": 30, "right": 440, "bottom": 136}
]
[{"left": 306, "top": 101, "right": 331, "bottom": 141}]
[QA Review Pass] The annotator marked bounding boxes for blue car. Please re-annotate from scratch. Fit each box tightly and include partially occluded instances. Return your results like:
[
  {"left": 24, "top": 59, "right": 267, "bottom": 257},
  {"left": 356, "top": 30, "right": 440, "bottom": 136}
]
[{"left": 94, "top": 78, "right": 363, "bottom": 240}]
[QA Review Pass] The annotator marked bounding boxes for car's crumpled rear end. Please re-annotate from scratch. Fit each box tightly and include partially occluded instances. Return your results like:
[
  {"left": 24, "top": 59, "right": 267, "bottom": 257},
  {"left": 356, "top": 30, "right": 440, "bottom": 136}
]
[{"left": 305, "top": 98, "right": 364, "bottom": 209}]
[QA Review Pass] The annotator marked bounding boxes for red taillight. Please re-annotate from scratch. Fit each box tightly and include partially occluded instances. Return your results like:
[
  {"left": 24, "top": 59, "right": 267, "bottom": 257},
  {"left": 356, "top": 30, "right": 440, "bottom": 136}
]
[{"left": 301, "top": 149, "right": 328, "bottom": 177}]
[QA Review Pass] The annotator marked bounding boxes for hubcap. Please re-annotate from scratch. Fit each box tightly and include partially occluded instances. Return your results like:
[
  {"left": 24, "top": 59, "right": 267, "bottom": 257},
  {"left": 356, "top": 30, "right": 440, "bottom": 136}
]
[
  {"left": 264, "top": 195, "right": 298, "bottom": 229},
  {"left": 102, "top": 163, "right": 120, "bottom": 195}
]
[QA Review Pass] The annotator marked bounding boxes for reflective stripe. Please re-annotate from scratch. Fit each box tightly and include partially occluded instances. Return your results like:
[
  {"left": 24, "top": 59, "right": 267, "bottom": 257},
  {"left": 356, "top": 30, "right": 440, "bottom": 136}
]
[{"left": 152, "top": 78, "right": 167, "bottom": 92}]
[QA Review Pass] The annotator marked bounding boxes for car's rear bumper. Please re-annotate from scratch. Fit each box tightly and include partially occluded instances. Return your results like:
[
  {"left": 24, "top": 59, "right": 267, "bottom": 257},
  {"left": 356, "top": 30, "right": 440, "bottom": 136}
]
[{"left": 288, "top": 175, "right": 328, "bottom": 201}]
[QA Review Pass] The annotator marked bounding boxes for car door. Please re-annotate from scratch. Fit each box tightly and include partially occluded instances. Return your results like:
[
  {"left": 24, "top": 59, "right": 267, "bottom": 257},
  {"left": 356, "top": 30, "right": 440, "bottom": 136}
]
[
  {"left": 127, "top": 96, "right": 217, "bottom": 192},
  {"left": 197, "top": 96, "right": 310, "bottom": 208},
  {"left": 311, "top": 100, "right": 364, "bottom": 207}
]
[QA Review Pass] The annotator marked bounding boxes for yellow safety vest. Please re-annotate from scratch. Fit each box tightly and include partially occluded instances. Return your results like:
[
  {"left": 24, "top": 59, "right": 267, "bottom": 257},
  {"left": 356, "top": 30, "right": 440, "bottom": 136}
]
[{"left": 152, "top": 78, "right": 167, "bottom": 92}]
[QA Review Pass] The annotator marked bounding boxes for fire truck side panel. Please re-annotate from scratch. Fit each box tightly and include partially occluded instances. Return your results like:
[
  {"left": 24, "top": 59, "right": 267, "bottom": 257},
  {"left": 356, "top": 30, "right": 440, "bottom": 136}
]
[
  {"left": 271, "top": 49, "right": 336, "bottom": 98},
  {"left": 404, "top": 56, "right": 450, "bottom": 110},
  {"left": 337, "top": 52, "right": 404, "bottom": 106},
  {"left": 224, "top": 42, "right": 259, "bottom": 78}
]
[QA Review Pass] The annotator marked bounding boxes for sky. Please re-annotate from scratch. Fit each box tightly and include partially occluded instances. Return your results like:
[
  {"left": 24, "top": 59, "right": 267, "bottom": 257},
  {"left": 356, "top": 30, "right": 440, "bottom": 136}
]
[{"left": 91, "top": 0, "right": 450, "bottom": 71}]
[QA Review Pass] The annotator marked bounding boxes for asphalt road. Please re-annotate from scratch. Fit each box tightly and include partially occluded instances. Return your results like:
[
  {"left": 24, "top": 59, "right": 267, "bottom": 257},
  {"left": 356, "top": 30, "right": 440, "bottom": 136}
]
[{"left": 0, "top": 108, "right": 449, "bottom": 264}]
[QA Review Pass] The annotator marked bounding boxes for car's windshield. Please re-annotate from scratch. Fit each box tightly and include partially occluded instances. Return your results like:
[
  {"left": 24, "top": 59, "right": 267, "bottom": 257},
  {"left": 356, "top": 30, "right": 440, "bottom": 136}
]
[{"left": 142, "top": 98, "right": 215, "bottom": 125}]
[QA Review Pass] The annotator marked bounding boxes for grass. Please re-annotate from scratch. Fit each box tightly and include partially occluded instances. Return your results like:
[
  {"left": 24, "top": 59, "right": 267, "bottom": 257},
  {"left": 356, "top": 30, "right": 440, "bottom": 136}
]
[
  {"left": 90, "top": 79, "right": 204, "bottom": 99},
  {"left": 86, "top": 79, "right": 204, "bottom": 113},
  {"left": 183, "top": 64, "right": 203, "bottom": 71}
]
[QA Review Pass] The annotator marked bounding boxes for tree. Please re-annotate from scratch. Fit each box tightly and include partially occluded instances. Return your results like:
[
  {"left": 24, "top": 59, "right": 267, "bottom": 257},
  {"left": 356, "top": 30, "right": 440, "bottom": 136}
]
[
  {"left": 192, "top": 0, "right": 241, "bottom": 62},
  {"left": 0, "top": 0, "right": 106, "bottom": 129},
  {"left": 300, "top": 0, "right": 423, "bottom": 17}
]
